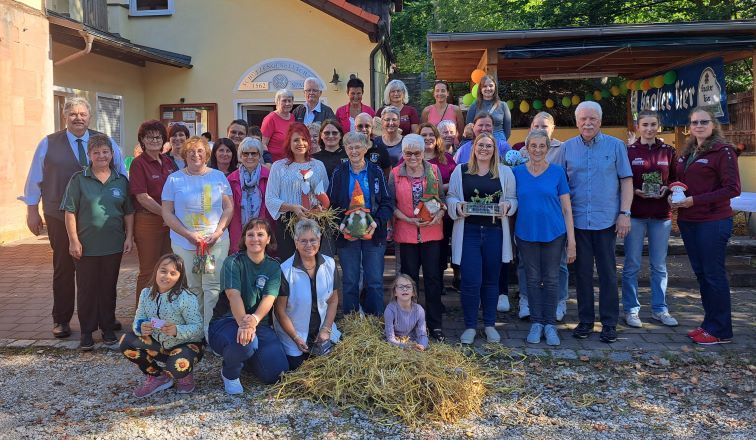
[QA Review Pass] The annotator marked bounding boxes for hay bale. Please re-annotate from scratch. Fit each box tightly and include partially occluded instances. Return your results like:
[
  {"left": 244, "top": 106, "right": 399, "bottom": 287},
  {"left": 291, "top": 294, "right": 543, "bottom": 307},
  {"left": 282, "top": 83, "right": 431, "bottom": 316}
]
[{"left": 274, "top": 315, "right": 489, "bottom": 425}]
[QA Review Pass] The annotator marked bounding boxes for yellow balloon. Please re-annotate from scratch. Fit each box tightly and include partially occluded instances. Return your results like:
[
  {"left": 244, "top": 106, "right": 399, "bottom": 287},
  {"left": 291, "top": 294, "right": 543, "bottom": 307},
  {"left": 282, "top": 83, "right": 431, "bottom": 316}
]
[
  {"left": 610, "top": 85, "right": 620, "bottom": 96},
  {"left": 571, "top": 95, "right": 580, "bottom": 105},
  {"left": 519, "top": 100, "right": 530, "bottom": 113},
  {"left": 593, "top": 90, "right": 602, "bottom": 101},
  {"left": 652, "top": 75, "right": 665, "bottom": 88},
  {"left": 545, "top": 98, "right": 555, "bottom": 109}
]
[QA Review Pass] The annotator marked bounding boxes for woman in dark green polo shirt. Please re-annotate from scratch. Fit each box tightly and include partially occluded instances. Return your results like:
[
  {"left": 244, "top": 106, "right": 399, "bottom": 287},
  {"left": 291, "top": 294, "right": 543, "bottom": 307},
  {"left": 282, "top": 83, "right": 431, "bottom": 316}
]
[{"left": 62, "top": 134, "right": 134, "bottom": 351}]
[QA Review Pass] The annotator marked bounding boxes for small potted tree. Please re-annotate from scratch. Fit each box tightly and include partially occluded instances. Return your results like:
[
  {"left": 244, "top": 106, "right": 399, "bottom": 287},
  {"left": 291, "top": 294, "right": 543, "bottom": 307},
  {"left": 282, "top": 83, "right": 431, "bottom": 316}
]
[{"left": 641, "top": 171, "right": 662, "bottom": 197}]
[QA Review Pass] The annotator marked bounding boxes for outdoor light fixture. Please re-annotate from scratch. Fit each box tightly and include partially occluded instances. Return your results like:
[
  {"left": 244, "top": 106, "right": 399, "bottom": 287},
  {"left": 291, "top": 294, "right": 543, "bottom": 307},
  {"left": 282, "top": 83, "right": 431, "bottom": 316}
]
[
  {"left": 329, "top": 69, "right": 341, "bottom": 91},
  {"left": 540, "top": 72, "right": 618, "bottom": 80}
]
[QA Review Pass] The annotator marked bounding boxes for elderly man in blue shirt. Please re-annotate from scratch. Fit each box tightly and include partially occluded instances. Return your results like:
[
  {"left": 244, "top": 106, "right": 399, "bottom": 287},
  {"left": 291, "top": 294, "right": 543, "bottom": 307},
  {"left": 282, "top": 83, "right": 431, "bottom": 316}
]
[
  {"left": 20, "top": 96, "right": 126, "bottom": 339},
  {"left": 551, "top": 101, "right": 633, "bottom": 343}
]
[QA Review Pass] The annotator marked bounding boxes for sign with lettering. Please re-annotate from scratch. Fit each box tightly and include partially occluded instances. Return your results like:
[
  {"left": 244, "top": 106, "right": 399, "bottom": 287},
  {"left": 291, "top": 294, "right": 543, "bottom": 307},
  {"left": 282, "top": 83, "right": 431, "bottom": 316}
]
[
  {"left": 236, "top": 58, "right": 324, "bottom": 92},
  {"left": 632, "top": 57, "right": 728, "bottom": 126}
]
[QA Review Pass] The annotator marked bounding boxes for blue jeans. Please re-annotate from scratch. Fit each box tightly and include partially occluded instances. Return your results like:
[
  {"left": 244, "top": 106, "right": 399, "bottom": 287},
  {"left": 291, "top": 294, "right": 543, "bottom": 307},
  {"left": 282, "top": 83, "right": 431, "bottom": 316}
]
[
  {"left": 338, "top": 240, "right": 386, "bottom": 316},
  {"left": 460, "top": 223, "right": 503, "bottom": 328},
  {"left": 622, "top": 218, "right": 671, "bottom": 315},
  {"left": 208, "top": 317, "right": 289, "bottom": 383},
  {"left": 518, "top": 245, "right": 569, "bottom": 303},
  {"left": 678, "top": 218, "right": 733, "bottom": 339},
  {"left": 517, "top": 234, "right": 565, "bottom": 325}
]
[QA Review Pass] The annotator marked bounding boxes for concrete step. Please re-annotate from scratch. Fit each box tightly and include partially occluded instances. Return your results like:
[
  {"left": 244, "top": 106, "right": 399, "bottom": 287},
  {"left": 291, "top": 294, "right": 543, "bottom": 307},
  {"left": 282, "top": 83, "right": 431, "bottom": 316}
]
[{"left": 615, "top": 235, "right": 756, "bottom": 256}]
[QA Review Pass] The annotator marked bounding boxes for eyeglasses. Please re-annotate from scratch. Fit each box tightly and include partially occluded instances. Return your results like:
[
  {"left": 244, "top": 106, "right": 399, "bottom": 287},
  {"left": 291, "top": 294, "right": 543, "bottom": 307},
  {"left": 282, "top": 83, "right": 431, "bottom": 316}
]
[
  {"left": 345, "top": 145, "right": 365, "bottom": 152},
  {"left": 304, "top": 89, "right": 321, "bottom": 94},
  {"left": 395, "top": 284, "right": 413, "bottom": 291},
  {"left": 403, "top": 151, "right": 422, "bottom": 157},
  {"left": 297, "top": 239, "right": 319, "bottom": 247},
  {"left": 690, "top": 120, "right": 712, "bottom": 126},
  {"left": 323, "top": 131, "right": 340, "bottom": 136},
  {"left": 240, "top": 151, "right": 260, "bottom": 158},
  {"left": 144, "top": 136, "right": 163, "bottom": 142},
  {"left": 476, "top": 143, "right": 495, "bottom": 150}
]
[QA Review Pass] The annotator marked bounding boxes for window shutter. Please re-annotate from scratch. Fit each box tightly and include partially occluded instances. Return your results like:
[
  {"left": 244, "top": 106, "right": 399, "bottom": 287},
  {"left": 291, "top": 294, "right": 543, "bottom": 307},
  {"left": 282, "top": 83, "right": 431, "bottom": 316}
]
[{"left": 96, "top": 95, "right": 122, "bottom": 146}]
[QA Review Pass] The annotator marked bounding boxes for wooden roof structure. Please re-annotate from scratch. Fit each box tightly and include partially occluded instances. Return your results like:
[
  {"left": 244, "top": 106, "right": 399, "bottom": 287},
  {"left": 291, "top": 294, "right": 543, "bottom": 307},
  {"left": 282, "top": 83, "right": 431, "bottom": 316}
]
[{"left": 428, "top": 20, "right": 756, "bottom": 82}]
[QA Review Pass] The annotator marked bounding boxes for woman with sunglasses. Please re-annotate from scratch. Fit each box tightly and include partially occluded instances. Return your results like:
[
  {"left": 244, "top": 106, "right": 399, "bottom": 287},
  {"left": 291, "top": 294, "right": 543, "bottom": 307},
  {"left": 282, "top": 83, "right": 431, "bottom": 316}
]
[
  {"left": 671, "top": 107, "right": 741, "bottom": 345},
  {"left": 227, "top": 137, "right": 271, "bottom": 255}
]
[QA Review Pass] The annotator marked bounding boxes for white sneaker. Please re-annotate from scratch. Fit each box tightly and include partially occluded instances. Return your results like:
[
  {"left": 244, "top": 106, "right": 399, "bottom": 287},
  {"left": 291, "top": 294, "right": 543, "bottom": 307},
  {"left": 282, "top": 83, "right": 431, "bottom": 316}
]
[
  {"left": 484, "top": 326, "right": 500, "bottom": 343},
  {"left": 222, "top": 373, "right": 244, "bottom": 395},
  {"left": 518, "top": 296, "right": 530, "bottom": 319},
  {"left": 556, "top": 300, "right": 567, "bottom": 322},
  {"left": 624, "top": 313, "right": 643, "bottom": 328},
  {"left": 460, "top": 328, "right": 476, "bottom": 344},
  {"left": 651, "top": 311, "right": 679, "bottom": 327},
  {"left": 497, "top": 294, "right": 511, "bottom": 312}
]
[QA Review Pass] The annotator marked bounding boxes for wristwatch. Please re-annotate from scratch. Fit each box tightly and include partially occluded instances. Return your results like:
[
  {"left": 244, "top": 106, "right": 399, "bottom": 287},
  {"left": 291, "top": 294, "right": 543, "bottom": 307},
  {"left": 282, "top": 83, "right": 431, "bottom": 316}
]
[{"left": 620, "top": 210, "right": 631, "bottom": 217}]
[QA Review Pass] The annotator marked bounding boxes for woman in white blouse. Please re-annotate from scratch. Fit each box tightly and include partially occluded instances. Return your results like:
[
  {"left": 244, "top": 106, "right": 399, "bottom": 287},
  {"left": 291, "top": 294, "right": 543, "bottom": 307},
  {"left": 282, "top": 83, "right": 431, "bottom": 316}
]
[{"left": 265, "top": 122, "right": 328, "bottom": 260}]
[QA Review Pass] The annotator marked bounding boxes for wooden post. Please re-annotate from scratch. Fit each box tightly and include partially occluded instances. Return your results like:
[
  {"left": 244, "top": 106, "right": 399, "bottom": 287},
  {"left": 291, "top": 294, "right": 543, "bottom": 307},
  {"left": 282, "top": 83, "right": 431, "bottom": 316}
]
[{"left": 478, "top": 48, "right": 498, "bottom": 81}]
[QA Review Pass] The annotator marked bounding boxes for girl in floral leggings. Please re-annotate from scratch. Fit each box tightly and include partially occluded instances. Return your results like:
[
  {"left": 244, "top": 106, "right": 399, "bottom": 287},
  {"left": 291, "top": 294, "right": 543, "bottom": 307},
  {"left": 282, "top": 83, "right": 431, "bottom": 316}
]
[{"left": 119, "top": 254, "right": 205, "bottom": 397}]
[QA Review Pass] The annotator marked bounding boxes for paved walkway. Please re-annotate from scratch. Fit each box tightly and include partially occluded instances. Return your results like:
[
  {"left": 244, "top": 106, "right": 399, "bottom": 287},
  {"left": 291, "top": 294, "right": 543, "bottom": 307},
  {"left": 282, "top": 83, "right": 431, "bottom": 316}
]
[{"left": 0, "top": 233, "right": 753, "bottom": 357}]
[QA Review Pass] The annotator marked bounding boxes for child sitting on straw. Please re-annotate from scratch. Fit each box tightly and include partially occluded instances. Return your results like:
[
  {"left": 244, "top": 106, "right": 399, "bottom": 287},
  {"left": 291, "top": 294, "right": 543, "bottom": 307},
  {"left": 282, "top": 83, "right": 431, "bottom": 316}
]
[{"left": 384, "top": 274, "right": 428, "bottom": 351}]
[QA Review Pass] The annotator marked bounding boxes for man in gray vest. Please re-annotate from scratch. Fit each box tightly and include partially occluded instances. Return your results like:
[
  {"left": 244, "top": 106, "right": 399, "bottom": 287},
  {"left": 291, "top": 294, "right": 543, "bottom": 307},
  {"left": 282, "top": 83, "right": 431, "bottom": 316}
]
[{"left": 21, "top": 97, "right": 126, "bottom": 339}]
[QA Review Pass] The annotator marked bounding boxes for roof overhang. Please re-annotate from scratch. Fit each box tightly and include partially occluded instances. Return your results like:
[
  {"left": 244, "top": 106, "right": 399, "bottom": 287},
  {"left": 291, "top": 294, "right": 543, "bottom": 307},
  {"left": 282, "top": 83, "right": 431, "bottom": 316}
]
[
  {"left": 428, "top": 20, "right": 756, "bottom": 82},
  {"left": 301, "top": 0, "right": 382, "bottom": 42},
  {"left": 48, "top": 11, "right": 192, "bottom": 68}
]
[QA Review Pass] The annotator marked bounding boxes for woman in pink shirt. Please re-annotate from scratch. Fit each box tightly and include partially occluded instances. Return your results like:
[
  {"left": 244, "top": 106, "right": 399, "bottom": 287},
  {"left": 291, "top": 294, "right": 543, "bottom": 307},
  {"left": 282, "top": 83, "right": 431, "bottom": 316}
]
[
  {"left": 261, "top": 89, "right": 295, "bottom": 162},
  {"left": 335, "top": 77, "right": 375, "bottom": 133},
  {"left": 422, "top": 80, "right": 465, "bottom": 134}
]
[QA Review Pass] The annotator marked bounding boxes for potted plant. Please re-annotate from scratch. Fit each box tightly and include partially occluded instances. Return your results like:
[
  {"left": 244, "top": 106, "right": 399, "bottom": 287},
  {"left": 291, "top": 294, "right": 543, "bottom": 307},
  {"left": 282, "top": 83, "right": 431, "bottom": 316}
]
[{"left": 641, "top": 171, "right": 662, "bottom": 197}]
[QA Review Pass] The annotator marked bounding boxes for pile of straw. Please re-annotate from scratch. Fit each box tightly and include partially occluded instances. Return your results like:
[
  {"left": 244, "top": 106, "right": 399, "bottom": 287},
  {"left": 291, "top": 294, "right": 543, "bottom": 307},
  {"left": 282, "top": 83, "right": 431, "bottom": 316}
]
[
  {"left": 274, "top": 315, "right": 490, "bottom": 425},
  {"left": 285, "top": 207, "right": 342, "bottom": 238}
]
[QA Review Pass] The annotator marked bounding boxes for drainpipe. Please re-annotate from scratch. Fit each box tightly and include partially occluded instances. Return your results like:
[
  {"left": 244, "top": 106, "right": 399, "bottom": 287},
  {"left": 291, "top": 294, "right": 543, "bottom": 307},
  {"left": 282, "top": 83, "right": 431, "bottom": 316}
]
[
  {"left": 369, "top": 37, "right": 384, "bottom": 109},
  {"left": 55, "top": 31, "right": 94, "bottom": 66}
]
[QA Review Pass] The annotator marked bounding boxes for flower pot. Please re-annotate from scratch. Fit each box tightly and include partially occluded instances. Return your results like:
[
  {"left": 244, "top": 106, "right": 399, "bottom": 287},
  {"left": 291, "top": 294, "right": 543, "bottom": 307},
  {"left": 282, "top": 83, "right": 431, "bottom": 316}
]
[{"left": 642, "top": 182, "right": 661, "bottom": 197}]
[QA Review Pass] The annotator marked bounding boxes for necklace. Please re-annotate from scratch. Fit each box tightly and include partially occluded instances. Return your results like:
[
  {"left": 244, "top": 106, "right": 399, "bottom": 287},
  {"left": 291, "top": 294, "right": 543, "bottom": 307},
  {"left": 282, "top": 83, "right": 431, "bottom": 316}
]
[{"left": 184, "top": 167, "right": 206, "bottom": 176}]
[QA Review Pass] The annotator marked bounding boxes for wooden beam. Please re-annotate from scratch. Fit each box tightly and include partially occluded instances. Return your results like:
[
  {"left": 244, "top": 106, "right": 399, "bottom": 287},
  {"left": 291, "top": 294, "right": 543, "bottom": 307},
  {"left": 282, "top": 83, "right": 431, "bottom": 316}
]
[{"left": 633, "top": 52, "right": 724, "bottom": 78}]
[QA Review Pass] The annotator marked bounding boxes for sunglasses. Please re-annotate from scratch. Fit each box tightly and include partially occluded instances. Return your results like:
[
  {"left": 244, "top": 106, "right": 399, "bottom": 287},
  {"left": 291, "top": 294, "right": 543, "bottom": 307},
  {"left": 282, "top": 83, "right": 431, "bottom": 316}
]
[{"left": 240, "top": 151, "right": 260, "bottom": 158}]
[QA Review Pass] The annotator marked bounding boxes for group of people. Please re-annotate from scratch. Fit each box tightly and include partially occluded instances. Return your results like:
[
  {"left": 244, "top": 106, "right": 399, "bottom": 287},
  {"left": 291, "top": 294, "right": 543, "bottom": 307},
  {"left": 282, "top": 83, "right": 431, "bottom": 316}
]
[{"left": 22, "top": 73, "right": 740, "bottom": 396}]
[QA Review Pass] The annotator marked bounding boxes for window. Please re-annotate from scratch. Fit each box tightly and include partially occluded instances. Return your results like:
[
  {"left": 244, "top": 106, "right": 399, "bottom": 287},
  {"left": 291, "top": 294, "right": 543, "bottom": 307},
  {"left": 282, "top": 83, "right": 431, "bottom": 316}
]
[
  {"left": 96, "top": 93, "right": 123, "bottom": 147},
  {"left": 129, "top": 0, "right": 174, "bottom": 16}
]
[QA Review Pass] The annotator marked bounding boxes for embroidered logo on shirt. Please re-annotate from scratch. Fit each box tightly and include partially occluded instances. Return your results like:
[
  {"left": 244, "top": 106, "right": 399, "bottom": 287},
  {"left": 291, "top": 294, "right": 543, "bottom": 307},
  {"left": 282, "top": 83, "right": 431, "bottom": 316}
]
[
  {"left": 657, "top": 161, "right": 669, "bottom": 166},
  {"left": 632, "top": 158, "right": 645, "bottom": 166},
  {"left": 111, "top": 188, "right": 123, "bottom": 198},
  {"left": 255, "top": 275, "right": 268, "bottom": 290},
  {"left": 151, "top": 174, "right": 160, "bottom": 179},
  {"left": 695, "top": 159, "right": 709, "bottom": 164},
  {"left": 369, "top": 152, "right": 379, "bottom": 163}
]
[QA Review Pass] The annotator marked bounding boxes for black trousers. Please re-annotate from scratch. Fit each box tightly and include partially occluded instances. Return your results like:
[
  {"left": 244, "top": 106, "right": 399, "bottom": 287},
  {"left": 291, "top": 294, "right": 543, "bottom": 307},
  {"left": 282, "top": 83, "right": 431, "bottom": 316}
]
[
  {"left": 74, "top": 252, "right": 122, "bottom": 333},
  {"left": 45, "top": 214, "right": 76, "bottom": 324},
  {"left": 399, "top": 240, "right": 443, "bottom": 330},
  {"left": 275, "top": 216, "right": 296, "bottom": 262},
  {"left": 574, "top": 226, "right": 619, "bottom": 326}
]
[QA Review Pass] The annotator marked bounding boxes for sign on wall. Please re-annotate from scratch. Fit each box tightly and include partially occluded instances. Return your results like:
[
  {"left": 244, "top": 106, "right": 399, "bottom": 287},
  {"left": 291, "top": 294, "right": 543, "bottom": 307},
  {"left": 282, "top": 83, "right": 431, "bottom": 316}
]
[
  {"left": 632, "top": 57, "right": 728, "bottom": 126},
  {"left": 236, "top": 58, "right": 324, "bottom": 92}
]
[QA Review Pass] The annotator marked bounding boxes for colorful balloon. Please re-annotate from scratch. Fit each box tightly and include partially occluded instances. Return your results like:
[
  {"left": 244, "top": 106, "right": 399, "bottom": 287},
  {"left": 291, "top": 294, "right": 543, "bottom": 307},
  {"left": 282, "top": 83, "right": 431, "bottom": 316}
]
[
  {"left": 610, "top": 85, "right": 620, "bottom": 96},
  {"left": 471, "top": 83, "right": 479, "bottom": 97},
  {"left": 506, "top": 100, "right": 514, "bottom": 110},
  {"left": 641, "top": 79, "right": 651, "bottom": 91},
  {"left": 663, "top": 70, "right": 677, "bottom": 85},
  {"left": 571, "top": 95, "right": 580, "bottom": 106},
  {"left": 545, "top": 98, "right": 555, "bottom": 109},
  {"left": 652, "top": 75, "right": 665, "bottom": 88},
  {"left": 519, "top": 100, "right": 530, "bottom": 113},
  {"left": 593, "top": 90, "right": 602, "bottom": 101},
  {"left": 471, "top": 69, "right": 486, "bottom": 84},
  {"left": 462, "top": 93, "right": 475, "bottom": 106},
  {"left": 532, "top": 99, "right": 543, "bottom": 110},
  {"left": 561, "top": 97, "right": 571, "bottom": 107},
  {"left": 601, "top": 89, "right": 610, "bottom": 98},
  {"left": 635, "top": 80, "right": 644, "bottom": 91},
  {"left": 584, "top": 93, "right": 593, "bottom": 102}
]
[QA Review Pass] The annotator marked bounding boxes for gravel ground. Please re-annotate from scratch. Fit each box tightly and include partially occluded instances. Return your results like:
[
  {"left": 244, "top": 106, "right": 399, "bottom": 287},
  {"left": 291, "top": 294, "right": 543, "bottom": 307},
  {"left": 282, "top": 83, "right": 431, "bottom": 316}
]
[{"left": 0, "top": 347, "right": 753, "bottom": 439}]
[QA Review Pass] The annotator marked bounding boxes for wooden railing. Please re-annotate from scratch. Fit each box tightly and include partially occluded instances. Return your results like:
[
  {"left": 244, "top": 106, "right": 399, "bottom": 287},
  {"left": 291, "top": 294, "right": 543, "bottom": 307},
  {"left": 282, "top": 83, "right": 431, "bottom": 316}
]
[{"left": 723, "top": 90, "right": 755, "bottom": 154}]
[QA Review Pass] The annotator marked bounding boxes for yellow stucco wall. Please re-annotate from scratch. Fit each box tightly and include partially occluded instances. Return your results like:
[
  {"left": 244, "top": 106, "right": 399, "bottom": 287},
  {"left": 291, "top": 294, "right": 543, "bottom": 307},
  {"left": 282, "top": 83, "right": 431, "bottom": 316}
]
[
  {"left": 1, "top": 1, "right": 52, "bottom": 243},
  {"left": 14, "top": 0, "right": 42, "bottom": 10},
  {"left": 738, "top": 156, "right": 756, "bottom": 192},
  {"left": 52, "top": 42, "right": 146, "bottom": 155},
  {"left": 108, "top": 0, "right": 377, "bottom": 128}
]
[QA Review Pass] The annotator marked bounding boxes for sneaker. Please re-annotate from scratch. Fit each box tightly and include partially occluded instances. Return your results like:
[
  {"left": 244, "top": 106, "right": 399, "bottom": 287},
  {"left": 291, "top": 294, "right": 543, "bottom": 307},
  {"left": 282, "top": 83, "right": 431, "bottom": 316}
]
[
  {"left": 687, "top": 327, "right": 705, "bottom": 339},
  {"left": 80, "top": 332, "right": 95, "bottom": 351},
  {"left": 624, "top": 313, "right": 643, "bottom": 328},
  {"left": 599, "top": 325, "right": 618, "bottom": 343},
  {"left": 544, "top": 325, "right": 560, "bottom": 346},
  {"left": 102, "top": 330, "right": 118, "bottom": 345},
  {"left": 527, "top": 323, "right": 543, "bottom": 344},
  {"left": 651, "top": 311, "right": 679, "bottom": 327},
  {"left": 460, "top": 328, "right": 476, "bottom": 344},
  {"left": 222, "top": 373, "right": 244, "bottom": 395},
  {"left": 572, "top": 322, "right": 594, "bottom": 339},
  {"left": 691, "top": 331, "right": 732, "bottom": 345},
  {"left": 497, "top": 294, "right": 511, "bottom": 312},
  {"left": 484, "top": 326, "right": 500, "bottom": 343},
  {"left": 556, "top": 300, "right": 567, "bottom": 322},
  {"left": 518, "top": 297, "right": 530, "bottom": 320},
  {"left": 133, "top": 373, "right": 173, "bottom": 398},
  {"left": 175, "top": 373, "right": 195, "bottom": 394},
  {"left": 53, "top": 323, "right": 71, "bottom": 339},
  {"left": 431, "top": 329, "right": 446, "bottom": 343}
]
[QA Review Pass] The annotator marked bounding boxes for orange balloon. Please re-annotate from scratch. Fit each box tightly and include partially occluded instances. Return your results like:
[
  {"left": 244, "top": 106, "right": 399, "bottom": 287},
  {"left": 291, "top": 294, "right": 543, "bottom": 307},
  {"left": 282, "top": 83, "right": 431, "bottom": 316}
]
[
  {"left": 627, "top": 80, "right": 636, "bottom": 90},
  {"left": 641, "top": 79, "right": 651, "bottom": 91},
  {"left": 471, "top": 69, "right": 486, "bottom": 84}
]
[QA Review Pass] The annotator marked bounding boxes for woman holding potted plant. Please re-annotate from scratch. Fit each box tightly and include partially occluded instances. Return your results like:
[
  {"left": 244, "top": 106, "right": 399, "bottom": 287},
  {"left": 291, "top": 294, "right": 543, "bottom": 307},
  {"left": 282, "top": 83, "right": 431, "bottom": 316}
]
[{"left": 621, "top": 110, "right": 678, "bottom": 329}]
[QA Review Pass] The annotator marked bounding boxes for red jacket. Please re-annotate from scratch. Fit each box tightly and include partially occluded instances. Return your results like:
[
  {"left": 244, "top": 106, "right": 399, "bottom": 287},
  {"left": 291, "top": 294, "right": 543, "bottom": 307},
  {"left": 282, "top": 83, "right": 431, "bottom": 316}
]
[
  {"left": 675, "top": 141, "right": 741, "bottom": 222},
  {"left": 628, "top": 138, "right": 676, "bottom": 220}
]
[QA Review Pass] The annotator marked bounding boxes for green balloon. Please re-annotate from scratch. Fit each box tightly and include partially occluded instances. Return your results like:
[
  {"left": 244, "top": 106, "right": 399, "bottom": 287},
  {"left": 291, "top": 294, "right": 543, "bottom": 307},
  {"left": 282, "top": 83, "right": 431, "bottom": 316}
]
[
  {"left": 471, "top": 84, "right": 479, "bottom": 97},
  {"left": 663, "top": 70, "right": 677, "bottom": 85},
  {"left": 462, "top": 93, "right": 475, "bottom": 106},
  {"left": 124, "top": 156, "right": 134, "bottom": 172},
  {"left": 619, "top": 81, "right": 628, "bottom": 93},
  {"left": 601, "top": 89, "right": 610, "bottom": 98},
  {"left": 532, "top": 99, "right": 543, "bottom": 110},
  {"left": 561, "top": 96, "right": 571, "bottom": 107},
  {"left": 585, "top": 93, "right": 593, "bottom": 102},
  {"left": 506, "top": 100, "right": 514, "bottom": 110}
]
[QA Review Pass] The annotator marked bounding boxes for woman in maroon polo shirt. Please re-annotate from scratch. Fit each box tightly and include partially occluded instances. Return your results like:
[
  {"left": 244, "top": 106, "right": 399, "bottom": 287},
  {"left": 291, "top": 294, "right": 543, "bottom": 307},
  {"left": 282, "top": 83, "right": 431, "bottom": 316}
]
[
  {"left": 671, "top": 107, "right": 741, "bottom": 345},
  {"left": 129, "top": 120, "right": 178, "bottom": 306}
]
